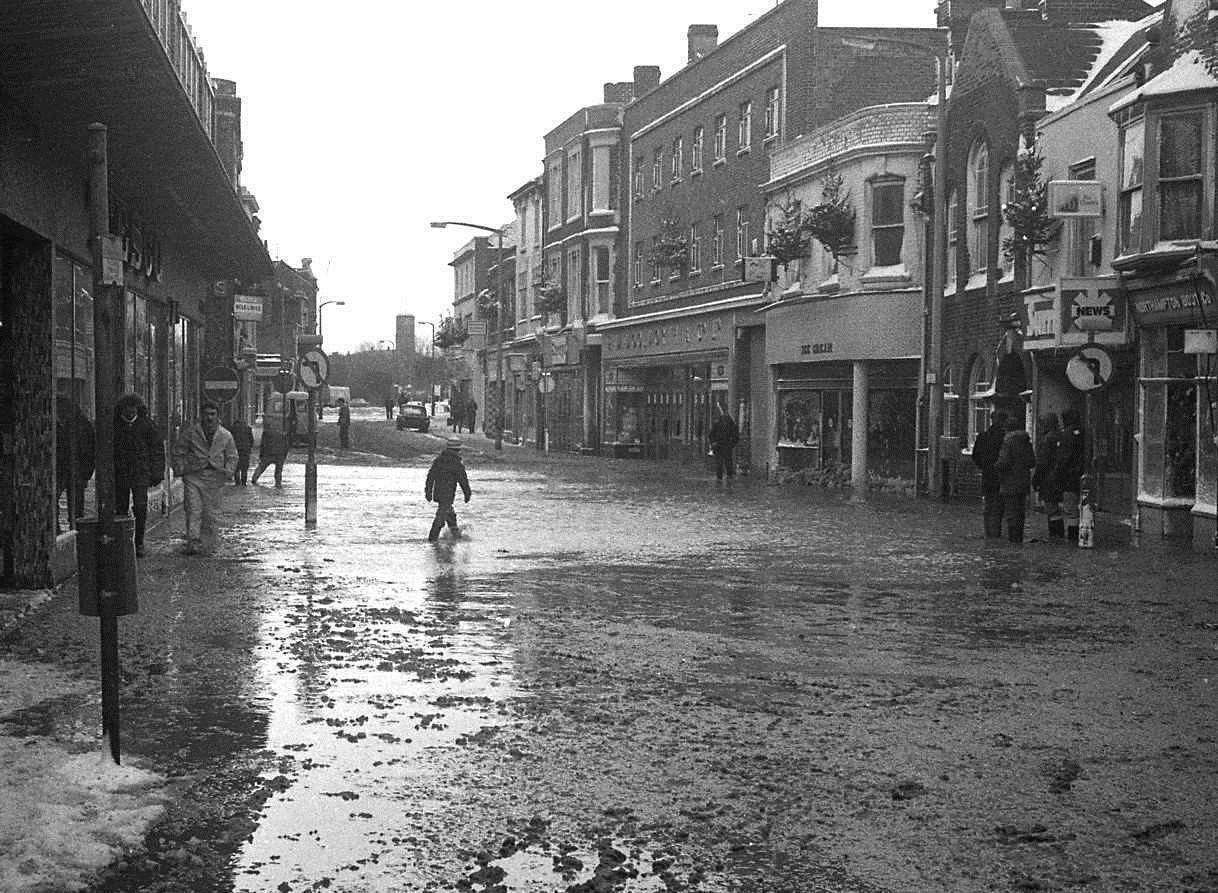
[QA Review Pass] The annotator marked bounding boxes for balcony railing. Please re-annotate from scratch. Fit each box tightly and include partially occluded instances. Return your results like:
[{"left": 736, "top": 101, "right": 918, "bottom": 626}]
[{"left": 139, "top": 0, "right": 216, "bottom": 140}]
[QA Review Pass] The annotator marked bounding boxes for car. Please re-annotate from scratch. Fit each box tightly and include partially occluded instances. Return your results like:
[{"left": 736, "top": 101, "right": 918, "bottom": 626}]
[
  {"left": 395, "top": 402, "right": 430, "bottom": 433},
  {"left": 350, "top": 397, "right": 369, "bottom": 407}
]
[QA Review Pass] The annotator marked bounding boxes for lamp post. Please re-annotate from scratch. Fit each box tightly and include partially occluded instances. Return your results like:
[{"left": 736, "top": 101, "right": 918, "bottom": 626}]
[
  {"left": 417, "top": 319, "right": 437, "bottom": 415},
  {"left": 317, "top": 299, "right": 346, "bottom": 341},
  {"left": 431, "top": 220, "right": 505, "bottom": 450}
]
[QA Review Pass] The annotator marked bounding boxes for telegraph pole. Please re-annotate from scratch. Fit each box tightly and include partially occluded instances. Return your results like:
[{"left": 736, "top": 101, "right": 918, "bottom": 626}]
[{"left": 927, "top": 54, "right": 950, "bottom": 499}]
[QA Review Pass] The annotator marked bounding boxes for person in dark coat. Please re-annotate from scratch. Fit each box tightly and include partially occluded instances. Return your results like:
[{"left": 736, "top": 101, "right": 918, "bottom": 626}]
[
  {"left": 424, "top": 436, "right": 472, "bottom": 542},
  {"left": 113, "top": 393, "right": 165, "bottom": 556},
  {"left": 337, "top": 398, "right": 351, "bottom": 449},
  {"left": 384, "top": 397, "right": 395, "bottom": 420},
  {"left": 994, "top": 418, "right": 1037, "bottom": 543},
  {"left": 229, "top": 416, "right": 255, "bottom": 486},
  {"left": 1053, "top": 408, "right": 1087, "bottom": 541},
  {"left": 450, "top": 394, "right": 465, "bottom": 432},
  {"left": 708, "top": 408, "right": 741, "bottom": 481},
  {"left": 1032, "top": 412, "right": 1063, "bottom": 539},
  {"left": 56, "top": 398, "right": 96, "bottom": 532},
  {"left": 970, "top": 410, "right": 1008, "bottom": 539},
  {"left": 465, "top": 398, "right": 478, "bottom": 435},
  {"left": 251, "top": 424, "right": 289, "bottom": 487}
]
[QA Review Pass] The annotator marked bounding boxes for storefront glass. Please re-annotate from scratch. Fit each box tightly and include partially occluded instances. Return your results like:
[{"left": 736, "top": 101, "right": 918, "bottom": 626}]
[
  {"left": 1141, "top": 326, "right": 1197, "bottom": 501},
  {"left": 53, "top": 255, "right": 96, "bottom": 531}
]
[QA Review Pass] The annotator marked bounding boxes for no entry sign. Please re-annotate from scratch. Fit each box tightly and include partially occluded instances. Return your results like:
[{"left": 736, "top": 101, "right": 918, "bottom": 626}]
[{"left": 202, "top": 365, "right": 240, "bottom": 404}]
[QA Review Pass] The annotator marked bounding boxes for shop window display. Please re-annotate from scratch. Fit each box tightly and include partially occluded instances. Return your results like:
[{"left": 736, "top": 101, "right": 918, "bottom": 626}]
[{"left": 53, "top": 255, "right": 96, "bottom": 531}]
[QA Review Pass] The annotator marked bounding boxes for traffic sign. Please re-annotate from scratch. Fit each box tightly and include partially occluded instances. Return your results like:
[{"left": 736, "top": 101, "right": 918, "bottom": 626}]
[
  {"left": 273, "top": 369, "right": 295, "bottom": 394},
  {"left": 538, "top": 372, "right": 555, "bottom": 394},
  {"left": 1066, "top": 346, "right": 1113, "bottom": 392},
  {"left": 297, "top": 348, "right": 329, "bottom": 390},
  {"left": 202, "top": 366, "right": 240, "bottom": 404}
]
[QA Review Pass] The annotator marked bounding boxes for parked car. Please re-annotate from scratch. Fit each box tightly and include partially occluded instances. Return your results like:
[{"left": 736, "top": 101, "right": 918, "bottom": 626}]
[{"left": 395, "top": 401, "right": 430, "bottom": 433}]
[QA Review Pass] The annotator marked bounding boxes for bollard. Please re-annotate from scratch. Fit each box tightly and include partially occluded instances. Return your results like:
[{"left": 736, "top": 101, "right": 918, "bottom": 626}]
[{"left": 1077, "top": 474, "right": 1095, "bottom": 549}]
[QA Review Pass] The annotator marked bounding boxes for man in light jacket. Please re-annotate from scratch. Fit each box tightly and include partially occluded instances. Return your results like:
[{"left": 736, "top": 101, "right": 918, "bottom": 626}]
[{"left": 171, "top": 401, "right": 238, "bottom": 554}]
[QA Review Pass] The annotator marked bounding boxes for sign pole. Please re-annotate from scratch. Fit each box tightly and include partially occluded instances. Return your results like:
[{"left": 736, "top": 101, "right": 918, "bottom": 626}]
[
  {"left": 305, "top": 388, "right": 317, "bottom": 528},
  {"left": 295, "top": 336, "right": 328, "bottom": 529}
]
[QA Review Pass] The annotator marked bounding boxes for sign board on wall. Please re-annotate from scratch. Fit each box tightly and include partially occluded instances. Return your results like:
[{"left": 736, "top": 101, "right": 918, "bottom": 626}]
[
  {"left": 1048, "top": 180, "right": 1104, "bottom": 218},
  {"left": 1021, "top": 277, "right": 1127, "bottom": 349},
  {"left": 233, "top": 295, "right": 263, "bottom": 321},
  {"left": 1128, "top": 273, "right": 1216, "bottom": 327}
]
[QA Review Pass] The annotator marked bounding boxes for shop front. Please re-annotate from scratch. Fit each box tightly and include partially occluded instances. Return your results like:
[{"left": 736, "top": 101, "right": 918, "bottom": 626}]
[
  {"left": 1122, "top": 254, "right": 1218, "bottom": 549},
  {"left": 764, "top": 289, "right": 921, "bottom": 487},
  {"left": 601, "top": 303, "right": 750, "bottom": 464}
]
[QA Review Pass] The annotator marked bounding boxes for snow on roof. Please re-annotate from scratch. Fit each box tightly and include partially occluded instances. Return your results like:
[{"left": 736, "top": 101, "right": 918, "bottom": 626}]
[
  {"left": 1044, "top": 19, "right": 1149, "bottom": 112},
  {"left": 1110, "top": 50, "right": 1218, "bottom": 112}
]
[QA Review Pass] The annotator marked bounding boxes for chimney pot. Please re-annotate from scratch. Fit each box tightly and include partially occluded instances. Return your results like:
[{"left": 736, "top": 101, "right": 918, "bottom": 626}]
[{"left": 687, "top": 24, "right": 719, "bottom": 63}]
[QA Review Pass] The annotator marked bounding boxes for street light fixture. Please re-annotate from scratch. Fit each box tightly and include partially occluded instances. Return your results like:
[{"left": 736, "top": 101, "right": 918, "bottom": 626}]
[
  {"left": 430, "top": 219, "right": 505, "bottom": 450},
  {"left": 317, "top": 299, "right": 346, "bottom": 341}
]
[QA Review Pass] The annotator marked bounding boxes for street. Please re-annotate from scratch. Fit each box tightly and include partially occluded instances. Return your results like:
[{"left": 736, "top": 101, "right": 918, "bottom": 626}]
[{"left": 1, "top": 434, "right": 1216, "bottom": 893}]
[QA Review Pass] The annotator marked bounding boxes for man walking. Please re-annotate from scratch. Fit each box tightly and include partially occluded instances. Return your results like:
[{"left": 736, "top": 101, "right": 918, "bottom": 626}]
[
  {"left": 384, "top": 396, "right": 394, "bottom": 421},
  {"left": 113, "top": 393, "right": 164, "bottom": 557},
  {"left": 171, "top": 401, "right": 237, "bottom": 554},
  {"left": 229, "top": 415, "right": 254, "bottom": 486},
  {"left": 994, "top": 417, "right": 1037, "bottom": 543},
  {"left": 251, "top": 423, "right": 289, "bottom": 487},
  {"left": 424, "top": 436, "right": 471, "bottom": 542},
  {"left": 1054, "top": 408, "right": 1087, "bottom": 541},
  {"left": 971, "top": 410, "right": 1008, "bottom": 539},
  {"left": 337, "top": 397, "right": 351, "bottom": 450},
  {"left": 465, "top": 398, "right": 478, "bottom": 435},
  {"left": 708, "top": 407, "right": 740, "bottom": 482}
]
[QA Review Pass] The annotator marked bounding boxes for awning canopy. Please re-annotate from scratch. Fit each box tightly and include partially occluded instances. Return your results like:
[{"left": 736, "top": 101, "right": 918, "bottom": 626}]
[{"left": 0, "top": 0, "right": 272, "bottom": 280}]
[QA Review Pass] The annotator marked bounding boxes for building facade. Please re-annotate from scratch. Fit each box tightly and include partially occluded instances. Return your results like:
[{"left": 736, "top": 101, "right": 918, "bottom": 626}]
[{"left": 506, "top": 177, "right": 545, "bottom": 446}]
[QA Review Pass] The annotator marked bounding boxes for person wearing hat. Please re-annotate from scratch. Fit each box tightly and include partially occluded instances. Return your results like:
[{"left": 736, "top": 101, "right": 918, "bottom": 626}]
[{"left": 425, "top": 435, "right": 472, "bottom": 541}]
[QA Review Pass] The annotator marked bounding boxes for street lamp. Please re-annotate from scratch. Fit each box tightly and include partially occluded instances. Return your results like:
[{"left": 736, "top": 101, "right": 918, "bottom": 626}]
[
  {"left": 317, "top": 299, "right": 346, "bottom": 341},
  {"left": 416, "top": 319, "right": 437, "bottom": 416},
  {"left": 430, "top": 220, "right": 505, "bottom": 450}
]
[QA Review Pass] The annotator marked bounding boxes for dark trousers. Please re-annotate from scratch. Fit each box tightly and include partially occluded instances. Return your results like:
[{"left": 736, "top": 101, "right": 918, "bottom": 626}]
[
  {"left": 339, "top": 426, "right": 350, "bottom": 449},
  {"left": 1000, "top": 492, "right": 1028, "bottom": 542},
  {"left": 713, "top": 445, "right": 735, "bottom": 480},
  {"left": 116, "top": 481, "right": 149, "bottom": 547},
  {"left": 234, "top": 452, "right": 251, "bottom": 485},
  {"left": 983, "top": 489, "right": 1004, "bottom": 538},
  {"left": 251, "top": 456, "right": 284, "bottom": 486},
  {"left": 428, "top": 501, "right": 459, "bottom": 540}
]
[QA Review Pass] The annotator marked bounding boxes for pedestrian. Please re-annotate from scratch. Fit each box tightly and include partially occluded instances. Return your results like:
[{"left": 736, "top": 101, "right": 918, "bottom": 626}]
[
  {"left": 385, "top": 396, "right": 394, "bottom": 421},
  {"left": 1032, "top": 412, "right": 1063, "bottom": 540},
  {"left": 450, "top": 394, "right": 464, "bottom": 432},
  {"left": 994, "top": 416, "right": 1037, "bottom": 543},
  {"left": 337, "top": 397, "right": 351, "bottom": 450},
  {"left": 424, "top": 435, "right": 471, "bottom": 542},
  {"left": 465, "top": 397, "right": 478, "bottom": 434},
  {"left": 171, "top": 400, "right": 238, "bottom": 555},
  {"left": 1053, "top": 408, "right": 1087, "bottom": 542},
  {"left": 229, "top": 415, "right": 254, "bottom": 486},
  {"left": 113, "top": 393, "right": 165, "bottom": 557},
  {"left": 55, "top": 398, "right": 96, "bottom": 532},
  {"left": 250, "top": 423, "right": 289, "bottom": 488},
  {"left": 708, "top": 407, "right": 740, "bottom": 481},
  {"left": 971, "top": 410, "right": 1008, "bottom": 539}
]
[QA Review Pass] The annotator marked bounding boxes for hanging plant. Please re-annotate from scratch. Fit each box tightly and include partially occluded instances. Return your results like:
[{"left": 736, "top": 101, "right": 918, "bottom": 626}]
[
  {"left": 647, "top": 210, "right": 689, "bottom": 273},
  {"left": 475, "top": 288, "right": 500, "bottom": 326},
  {"left": 805, "top": 168, "right": 856, "bottom": 270},
  {"left": 1002, "top": 148, "right": 1060, "bottom": 269},
  {"left": 435, "top": 316, "right": 468, "bottom": 349},
  {"left": 535, "top": 279, "right": 566, "bottom": 316},
  {"left": 766, "top": 201, "right": 813, "bottom": 269}
]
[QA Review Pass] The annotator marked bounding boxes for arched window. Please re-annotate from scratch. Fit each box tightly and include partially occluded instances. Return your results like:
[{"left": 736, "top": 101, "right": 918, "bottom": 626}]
[
  {"left": 941, "top": 363, "right": 958, "bottom": 437},
  {"left": 998, "top": 163, "right": 1015, "bottom": 278},
  {"left": 967, "top": 355, "right": 993, "bottom": 447},
  {"left": 968, "top": 141, "right": 990, "bottom": 275}
]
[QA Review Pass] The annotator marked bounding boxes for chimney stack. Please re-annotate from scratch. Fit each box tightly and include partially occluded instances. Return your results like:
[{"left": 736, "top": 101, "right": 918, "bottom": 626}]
[
  {"left": 603, "top": 81, "right": 635, "bottom": 104},
  {"left": 687, "top": 24, "right": 719, "bottom": 63},
  {"left": 633, "top": 65, "right": 661, "bottom": 97}
]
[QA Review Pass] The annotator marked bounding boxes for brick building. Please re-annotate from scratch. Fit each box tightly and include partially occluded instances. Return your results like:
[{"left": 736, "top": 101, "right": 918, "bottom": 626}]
[
  {"left": 605, "top": 0, "right": 941, "bottom": 468},
  {"left": 506, "top": 177, "right": 544, "bottom": 446}
]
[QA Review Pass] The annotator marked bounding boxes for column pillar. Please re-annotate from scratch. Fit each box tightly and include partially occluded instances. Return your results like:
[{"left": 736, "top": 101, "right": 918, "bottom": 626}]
[{"left": 852, "top": 360, "right": 869, "bottom": 491}]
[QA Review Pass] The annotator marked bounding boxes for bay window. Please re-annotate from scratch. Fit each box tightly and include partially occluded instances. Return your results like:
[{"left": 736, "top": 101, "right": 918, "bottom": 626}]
[
  {"left": 1118, "top": 114, "right": 1145, "bottom": 253},
  {"left": 1159, "top": 111, "right": 1204, "bottom": 241}
]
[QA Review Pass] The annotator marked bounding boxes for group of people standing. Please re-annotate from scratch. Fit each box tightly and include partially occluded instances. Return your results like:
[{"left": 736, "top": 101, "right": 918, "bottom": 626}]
[
  {"left": 972, "top": 408, "right": 1086, "bottom": 543},
  {"left": 448, "top": 394, "right": 477, "bottom": 434}
]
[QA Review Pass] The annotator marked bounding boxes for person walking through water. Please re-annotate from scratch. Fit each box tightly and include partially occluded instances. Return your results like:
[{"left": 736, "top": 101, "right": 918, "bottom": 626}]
[
  {"left": 1054, "top": 408, "right": 1087, "bottom": 542},
  {"left": 251, "top": 423, "right": 289, "bottom": 487},
  {"left": 171, "top": 401, "right": 237, "bottom": 555},
  {"left": 337, "top": 397, "right": 351, "bottom": 449},
  {"left": 113, "top": 393, "right": 165, "bottom": 557},
  {"left": 971, "top": 410, "right": 1008, "bottom": 539},
  {"left": 708, "top": 406, "right": 740, "bottom": 482},
  {"left": 994, "top": 416, "right": 1037, "bottom": 543},
  {"left": 229, "top": 415, "right": 254, "bottom": 486},
  {"left": 1032, "top": 412, "right": 1063, "bottom": 540},
  {"left": 424, "top": 436, "right": 471, "bottom": 542}
]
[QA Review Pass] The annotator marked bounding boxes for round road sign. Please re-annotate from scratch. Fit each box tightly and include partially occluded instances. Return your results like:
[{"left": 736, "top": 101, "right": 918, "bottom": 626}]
[
  {"left": 538, "top": 373, "right": 555, "bottom": 394},
  {"left": 1066, "top": 346, "right": 1113, "bottom": 392},
  {"left": 202, "top": 365, "right": 240, "bottom": 404},
  {"left": 297, "top": 349, "right": 329, "bottom": 390}
]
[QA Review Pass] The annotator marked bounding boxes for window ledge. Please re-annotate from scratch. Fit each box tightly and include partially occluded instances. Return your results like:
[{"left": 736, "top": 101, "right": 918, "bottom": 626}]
[
  {"left": 712, "top": 158, "right": 727, "bottom": 168},
  {"left": 691, "top": 168, "right": 703, "bottom": 177},
  {"left": 736, "top": 147, "right": 752, "bottom": 157},
  {"left": 711, "top": 263, "right": 725, "bottom": 272},
  {"left": 689, "top": 268, "right": 702, "bottom": 277},
  {"left": 860, "top": 264, "right": 911, "bottom": 289},
  {"left": 963, "top": 272, "right": 988, "bottom": 292}
]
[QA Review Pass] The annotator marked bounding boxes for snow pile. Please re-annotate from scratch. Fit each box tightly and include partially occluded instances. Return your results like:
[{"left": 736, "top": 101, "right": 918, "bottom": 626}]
[{"left": 0, "top": 661, "right": 172, "bottom": 892}]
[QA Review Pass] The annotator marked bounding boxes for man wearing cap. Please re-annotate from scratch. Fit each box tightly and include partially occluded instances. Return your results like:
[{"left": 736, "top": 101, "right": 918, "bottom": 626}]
[{"left": 425, "top": 436, "right": 472, "bottom": 541}]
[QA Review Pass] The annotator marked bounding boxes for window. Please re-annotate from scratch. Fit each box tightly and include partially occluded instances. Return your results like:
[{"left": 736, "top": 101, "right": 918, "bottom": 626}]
[
  {"left": 765, "top": 87, "right": 780, "bottom": 139},
  {"left": 1159, "top": 111, "right": 1204, "bottom": 241},
  {"left": 714, "top": 114, "right": 727, "bottom": 162},
  {"left": 946, "top": 190, "right": 959, "bottom": 289},
  {"left": 671, "top": 136, "right": 683, "bottom": 182},
  {"left": 633, "top": 156, "right": 645, "bottom": 199},
  {"left": 736, "top": 206, "right": 750, "bottom": 260},
  {"left": 633, "top": 241, "right": 644, "bottom": 288},
  {"left": 547, "top": 158, "right": 562, "bottom": 227},
  {"left": 712, "top": 214, "right": 724, "bottom": 266},
  {"left": 1118, "top": 116, "right": 1144, "bottom": 253},
  {"left": 738, "top": 101, "right": 752, "bottom": 152},
  {"left": 650, "top": 235, "right": 661, "bottom": 282},
  {"left": 941, "top": 364, "right": 957, "bottom": 438},
  {"left": 567, "top": 246, "right": 582, "bottom": 317},
  {"left": 997, "top": 164, "right": 1014, "bottom": 277},
  {"left": 1066, "top": 158, "right": 1099, "bottom": 276},
  {"left": 692, "top": 126, "right": 704, "bottom": 172},
  {"left": 967, "top": 356, "right": 992, "bottom": 447},
  {"left": 689, "top": 223, "right": 701, "bottom": 273},
  {"left": 594, "top": 246, "right": 611, "bottom": 315},
  {"left": 968, "top": 141, "right": 989, "bottom": 274},
  {"left": 652, "top": 148, "right": 663, "bottom": 191},
  {"left": 871, "top": 179, "right": 905, "bottom": 267},
  {"left": 567, "top": 149, "right": 582, "bottom": 220}
]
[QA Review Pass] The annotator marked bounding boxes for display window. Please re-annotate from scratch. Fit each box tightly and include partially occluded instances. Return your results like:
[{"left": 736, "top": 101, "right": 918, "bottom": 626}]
[{"left": 53, "top": 254, "right": 96, "bottom": 531}]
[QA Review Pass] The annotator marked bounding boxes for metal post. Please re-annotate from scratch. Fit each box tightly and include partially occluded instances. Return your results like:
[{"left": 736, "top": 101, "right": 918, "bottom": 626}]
[
  {"left": 927, "top": 55, "right": 949, "bottom": 499},
  {"left": 305, "top": 388, "right": 317, "bottom": 528},
  {"left": 495, "top": 230, "right": 504, "bottom": 451}
]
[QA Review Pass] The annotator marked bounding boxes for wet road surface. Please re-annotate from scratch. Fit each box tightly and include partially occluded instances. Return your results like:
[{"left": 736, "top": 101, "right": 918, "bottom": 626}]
[{"left": 3, "top": 448, "right": 1216, "bottom": 892}]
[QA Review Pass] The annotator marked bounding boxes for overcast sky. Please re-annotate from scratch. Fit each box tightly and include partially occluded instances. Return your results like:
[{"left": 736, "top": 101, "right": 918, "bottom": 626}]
[{"left": 185, "top": 0, "right": 937, "bottom": 354}]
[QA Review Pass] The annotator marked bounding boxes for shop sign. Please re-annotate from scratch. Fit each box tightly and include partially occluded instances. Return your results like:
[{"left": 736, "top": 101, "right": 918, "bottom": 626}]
[
  {"left": 1128, "top": 273, "right": 1216, "bottom": 327},
  {"left": 604, "top": 314, "right": 727, "bottom": 360},
  {"left": 603, "top": 366, "right": 645, "bottom": 393},
  {"left": 233, "top": 295, "right": 263, "bottom": 321},
  {"left": 1021, "top": 277, "right": 1128, "bottom": 350},
  {"left": 545, "top": 333, "right": 573, "bottom": 367}
]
